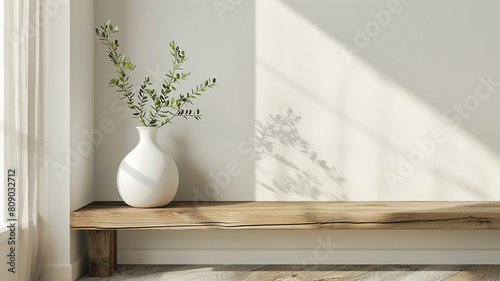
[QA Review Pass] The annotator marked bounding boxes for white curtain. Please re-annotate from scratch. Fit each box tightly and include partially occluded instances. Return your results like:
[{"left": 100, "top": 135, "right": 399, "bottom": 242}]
[{"left": 5, "top": 0, "right": 47, "bottom": 280}]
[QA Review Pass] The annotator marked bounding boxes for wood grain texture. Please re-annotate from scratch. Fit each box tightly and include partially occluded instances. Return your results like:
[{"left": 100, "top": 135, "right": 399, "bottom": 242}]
[
  {"left": 89, "top": 230, "right": 117, "bottom": 277},
  {"left": 71, "top": 201, "right": 500, "bottom": 230},
  {"left": 345, "top": 264, "right": 470, "bottom": 281},
  {"left": 214, "top": 264, "right": 383, "bottom": 281},
  {"left": 76, "top": 264, "right": 498, "bottom": 281},
  {"left": 445, "top": 265, "right": 500, "bottom": 281}
]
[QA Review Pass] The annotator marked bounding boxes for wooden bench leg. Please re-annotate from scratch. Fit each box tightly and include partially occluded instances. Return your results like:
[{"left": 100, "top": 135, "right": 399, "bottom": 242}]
[{"left": 89, "top": 230, "right": 117, "bottom": 277}]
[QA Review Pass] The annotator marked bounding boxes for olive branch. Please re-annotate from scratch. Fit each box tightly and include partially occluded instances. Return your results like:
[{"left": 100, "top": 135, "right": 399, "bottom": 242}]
[{"left": 95, "top": 20, "right": 217, "bottom": 127}]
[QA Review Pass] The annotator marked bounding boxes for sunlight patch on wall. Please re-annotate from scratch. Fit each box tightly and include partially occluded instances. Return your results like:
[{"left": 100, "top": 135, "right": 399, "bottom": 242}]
[{"left": 255, "top": 0, "right": 500, "bottom": 200}]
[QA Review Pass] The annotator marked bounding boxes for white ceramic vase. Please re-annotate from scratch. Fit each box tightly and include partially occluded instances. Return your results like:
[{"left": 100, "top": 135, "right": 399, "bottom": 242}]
[{"left": 117, "top": 127, "right": 179, "bottom": 207}]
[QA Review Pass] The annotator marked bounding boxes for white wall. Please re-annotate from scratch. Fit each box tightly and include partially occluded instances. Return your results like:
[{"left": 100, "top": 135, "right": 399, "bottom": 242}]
[
  {"left": 40, "top": 0, "right": 71, "bottom": 279},
  {"left": 38, "top": 0, "right": 94, "bottom": 280},
  {"left": 255, "top": 0, "right": 500, "bottom": 201},
  {"left": 94, "top": 0, "right": 500, "bottom": 265},
  {"left": 118, "top": 229, "right": 500, "bottom": 264},
  {"left": 70, "top": 0, "right": 94, "bottom": 280},
  {"left": 94, "top": 0, "right": 255, "bottom": 202}
]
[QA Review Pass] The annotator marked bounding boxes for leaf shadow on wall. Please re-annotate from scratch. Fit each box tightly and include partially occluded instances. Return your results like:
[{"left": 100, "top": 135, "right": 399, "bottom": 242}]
[
  {"left": 255, "top": 0, "right": 500, "bottom": 199},
  {"left": 255, "top": 108, "right": 347, "bottom": 200}
]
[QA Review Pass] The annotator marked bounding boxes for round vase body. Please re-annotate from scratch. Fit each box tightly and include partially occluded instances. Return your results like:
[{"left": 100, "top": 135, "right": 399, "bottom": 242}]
[{"left": 117, "top": 127, "right": 179, "bottom": 207}]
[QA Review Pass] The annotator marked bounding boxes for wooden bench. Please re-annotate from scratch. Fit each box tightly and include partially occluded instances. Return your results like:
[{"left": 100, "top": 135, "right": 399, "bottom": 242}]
[{"left": 70, "top": 201, "right": 500, "bottom": 277}]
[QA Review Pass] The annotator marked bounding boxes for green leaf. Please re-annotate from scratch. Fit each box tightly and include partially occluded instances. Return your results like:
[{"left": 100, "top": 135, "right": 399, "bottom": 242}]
[{"left": 96, "top": 23, "right": 219, "bottom": 128}]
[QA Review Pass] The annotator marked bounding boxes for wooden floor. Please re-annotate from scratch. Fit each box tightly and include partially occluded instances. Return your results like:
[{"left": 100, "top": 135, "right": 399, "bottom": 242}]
[{"left": 76, "top": 264, "right": 500, "bottom": 280}]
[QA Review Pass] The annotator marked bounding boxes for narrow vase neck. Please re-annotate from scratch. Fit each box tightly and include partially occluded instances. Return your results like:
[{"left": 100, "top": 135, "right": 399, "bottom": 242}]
[{"left": 136, "top": 127, "right": 160, "bottom": 146}]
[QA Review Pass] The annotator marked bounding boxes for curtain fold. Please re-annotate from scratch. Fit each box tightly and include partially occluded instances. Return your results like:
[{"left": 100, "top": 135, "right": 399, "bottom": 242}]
[{"left": 5, "top": 0, "right": 47, "bottom": 280}]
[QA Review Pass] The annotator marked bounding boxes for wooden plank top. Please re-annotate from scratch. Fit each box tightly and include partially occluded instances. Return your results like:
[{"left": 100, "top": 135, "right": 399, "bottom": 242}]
[{"left": 70, "top": 201, "right": 500, "bottom": 230}]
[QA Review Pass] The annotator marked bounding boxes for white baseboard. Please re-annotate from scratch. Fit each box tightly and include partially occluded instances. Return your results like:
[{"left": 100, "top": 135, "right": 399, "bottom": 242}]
[
  {"left": 39, "top": 254, "right": 87, "bottom": 281},
  {"left": 40, "top": 263, "right": 72, "bottom": 281},
  {"left": 71, "top": 253, "right": 88, "bottom": 281},
  {"left": 118, "top": 248, "right": 500, "bottom": 265}
]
